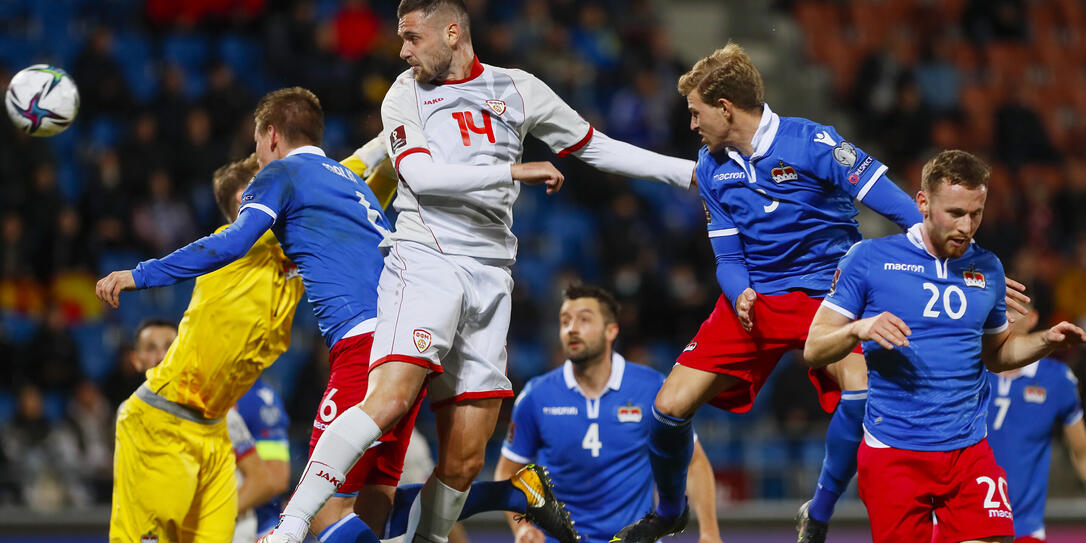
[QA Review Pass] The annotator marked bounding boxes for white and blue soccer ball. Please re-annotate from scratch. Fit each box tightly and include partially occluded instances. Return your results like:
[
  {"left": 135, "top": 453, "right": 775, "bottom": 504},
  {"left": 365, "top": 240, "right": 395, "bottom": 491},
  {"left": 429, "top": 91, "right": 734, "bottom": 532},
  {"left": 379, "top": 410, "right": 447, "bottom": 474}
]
[{"left": 5, "top": 64, "right": 80, "bottom": 137}]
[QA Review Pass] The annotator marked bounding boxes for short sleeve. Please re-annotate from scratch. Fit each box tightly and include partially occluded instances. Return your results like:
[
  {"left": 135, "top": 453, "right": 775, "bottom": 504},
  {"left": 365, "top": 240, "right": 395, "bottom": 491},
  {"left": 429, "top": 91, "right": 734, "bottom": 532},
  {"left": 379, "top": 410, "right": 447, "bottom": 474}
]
[
  {"left": 381, "top": 74, "right": 432, "bottom": 171},
  {"left": 697, "top": 164, "right": 737, "bottom": 238},
  {"left": 1057, "top": 365, "right": 1084, "bottom": 426},
  {"left": 982, "top": 258, "right": 1008, "bottom": 334},
  {"left": 822, "top": 241, "right": 869, "bottom": 320},
  {"left": 226, "top": 408, "right": 256, "bottom": 460},
  {"left": 502, "top": 380, "right": 543, "bottom": 464},
  {"left": 512, "top": 70, "right": 593, "bottom": 156},
  {"left": 809, "top": 125, "right": 888, "bottom": 201},
  {"left": 240, "top": 162, "right": 294, "bottom": 223}
]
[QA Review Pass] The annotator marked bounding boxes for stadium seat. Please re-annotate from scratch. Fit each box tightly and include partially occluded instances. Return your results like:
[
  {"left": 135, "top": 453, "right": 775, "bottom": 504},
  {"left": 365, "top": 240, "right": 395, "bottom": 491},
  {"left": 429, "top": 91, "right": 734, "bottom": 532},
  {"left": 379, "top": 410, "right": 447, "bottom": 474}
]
[
  {"left": 71, "top": 322, "right": 114, "bottom": 383},
  {"left": 111, "top": 32, "right": 157, "bottom": 102}
]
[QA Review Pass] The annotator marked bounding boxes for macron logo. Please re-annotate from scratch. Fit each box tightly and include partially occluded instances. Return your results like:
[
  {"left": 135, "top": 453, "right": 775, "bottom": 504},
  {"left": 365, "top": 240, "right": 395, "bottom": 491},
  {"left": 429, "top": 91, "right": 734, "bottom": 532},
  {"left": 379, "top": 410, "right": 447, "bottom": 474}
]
[
  {"left": 884, "top": 262, "right": 925, "bottom": 273},
  {"left": 543, "top": 406, "right": 578, "bottom": 416},
  {"left": 714, "top": 172, "right": 745, "bottom": 181},
  {"left": 813, "top": 130, "right": 836, "bottom": 146}
]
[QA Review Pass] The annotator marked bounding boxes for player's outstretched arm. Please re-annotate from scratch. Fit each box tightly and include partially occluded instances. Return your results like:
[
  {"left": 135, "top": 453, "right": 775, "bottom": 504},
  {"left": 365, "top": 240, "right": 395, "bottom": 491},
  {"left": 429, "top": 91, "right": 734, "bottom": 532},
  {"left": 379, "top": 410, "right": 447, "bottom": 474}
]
[
  {"left": 805, "top": 307, "right": 911, "bottom": 368},
  {"left": 982, "top": 322, "right": 1086, "bottom": 372},
  {"left": 686, "top": 440, "right": 722, "bottom": 543},
  {"left": 494, "top": 456, "right": 544, "bottom": 543},
  {"left": 1063, "top": 417, "right": 1086, "bottom": 484},
  {"left": 1004, "top": 276, "right": 1031, "bottom": 323},
  {"left": 569, "top": 130, "right": 695, "bottom": 188},
  {"left": 96, "top": 209, "right": 273, "bottom": 308}
]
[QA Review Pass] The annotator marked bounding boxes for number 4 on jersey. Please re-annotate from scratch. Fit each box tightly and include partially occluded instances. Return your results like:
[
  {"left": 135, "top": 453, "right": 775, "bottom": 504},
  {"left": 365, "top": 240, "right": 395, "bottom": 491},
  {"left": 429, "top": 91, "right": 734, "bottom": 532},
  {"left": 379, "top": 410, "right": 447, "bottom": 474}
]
[
  {"left": 582, "top": 422, "right": 602, "bottom": 457},
  {"left": 452, "top": 110, "right": 495, "bottom": 146}
]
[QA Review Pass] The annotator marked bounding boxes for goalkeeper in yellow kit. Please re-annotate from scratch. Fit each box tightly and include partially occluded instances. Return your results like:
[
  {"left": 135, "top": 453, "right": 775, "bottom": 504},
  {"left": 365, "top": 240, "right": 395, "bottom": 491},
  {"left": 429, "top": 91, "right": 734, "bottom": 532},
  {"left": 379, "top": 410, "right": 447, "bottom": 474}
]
[{"left": 109, "top": 146, "right": 395, "bottom": 543}]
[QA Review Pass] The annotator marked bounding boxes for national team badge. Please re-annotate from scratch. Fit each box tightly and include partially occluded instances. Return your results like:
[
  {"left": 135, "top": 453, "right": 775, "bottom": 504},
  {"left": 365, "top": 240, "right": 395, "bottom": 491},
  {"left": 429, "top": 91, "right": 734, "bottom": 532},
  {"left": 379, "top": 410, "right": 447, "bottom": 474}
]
[
  {"left": 832, "top": 141, "right": 858, "bottom": 167},
  {"left": 770, "top": 160, "right": 798, "bottom": 183},
  {"left": 413, "top": 329, "right": 432, "bottom": 353},
  {"left": 1024, "top": 385, "right": 1047, "bottom": 403},
  {"left": 390, "top": 125, "right": 407, "bottom": 153},
  {"left": 963, "top": 265, "right": 986, "bottom": 288},
  {"left": 141, "top": 533, "right": 159, "bottom": 543},
  {"left": 485, "top": 99, "right": 507, "bottom": 115},
  {"left": 617, "top": 402, "right": 643, "bottom": 423},
  {"left": 683, "top": 341, "right": 697, "bottom": 352}
]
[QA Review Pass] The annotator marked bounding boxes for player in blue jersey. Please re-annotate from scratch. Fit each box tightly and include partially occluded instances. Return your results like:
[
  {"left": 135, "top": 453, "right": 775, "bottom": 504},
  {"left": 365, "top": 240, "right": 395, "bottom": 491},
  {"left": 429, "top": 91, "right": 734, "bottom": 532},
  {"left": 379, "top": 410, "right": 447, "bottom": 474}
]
[
  {"left": 496, "top": 285, "right": 721, "bottom": 543},
  {"left": 236, "top": 378, "right": 292, "bottom": 540},
  {"left": 804, "top": 150, "right": 1086, "bottom": 543},
  {"left": 983, "top": 307, "right": 1086, "bottom": 543},
  {"left": 613, "top": 42, "right": 942, "bottom": 543}
]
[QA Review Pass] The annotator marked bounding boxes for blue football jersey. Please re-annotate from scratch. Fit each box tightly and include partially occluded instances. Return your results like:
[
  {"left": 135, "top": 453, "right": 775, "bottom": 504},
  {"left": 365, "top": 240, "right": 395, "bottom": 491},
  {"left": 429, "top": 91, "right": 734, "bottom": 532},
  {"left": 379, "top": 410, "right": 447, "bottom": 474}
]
[
  {"left": 986, "top": 359, "right": 1083, "bottom": 538},
  {"left": 236, "top": 378, "right": 291, "bottom": 535},
  {"left": 698, "top": 105, "right": 894, "bottom": 295},
  {"left": 240, "top": 147, "right": 391, "bottom": 347},
  {"left": 502, "top": 354, "right": 665, "bottom": 543},
  {"left": 824, "top": 224, "right": 1008, "bottom": 451}
]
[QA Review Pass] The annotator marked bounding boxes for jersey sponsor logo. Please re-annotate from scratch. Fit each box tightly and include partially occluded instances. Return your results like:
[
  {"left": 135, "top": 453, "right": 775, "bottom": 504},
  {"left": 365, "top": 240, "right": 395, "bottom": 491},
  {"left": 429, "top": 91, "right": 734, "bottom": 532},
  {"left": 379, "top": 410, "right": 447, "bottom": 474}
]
[
  {"left": 423, "top": 97, "right": 444, "bottom": 105},
  {"left": 848, "top": 155, "right": 873, "bottom": 184},
  {"left": 390, "top": 125, "right": 407, "bottom": 153},
  {"left": 813, "top": 130, "right": 836, "bottom": 146},
  {"left": 963, "top": 266, "right": 986, "bottom": 288},
  {"left": 770, "top": 160, "right": 798, "bottom": 183},
  {"left": 883, "top": 262, "right": 925, "bottom": 273},
  {"left": 617, "top": 402, "right": 643, "bottom": 423},
  {"left": 829, "top": 268, "right": 841, "bottom": 296},
  {"left": 988, "top": 509, "right": 1012, "bottom": 519},
  {"left": 1024, "top": 385, "right": 1047, "bottom": 403},
  {"left": 141, "top": 533, "right": 159, "bottom": 543},
  {"left": 832, "top": 141, "right": 858, "bottom": 167},
  {"left": 713, "top": 171, "right": 745, "bottom": 181},
  {"left": 485, "top": 99, "right": 507, "bottom": 115},
  {"left": 413, "top": 329, "right": 432, "bottom": 352},
  {"left": 243, "top": 193, "right": 255, "bottom": 202},
  {"left": 683, "top": 341, "right": 697, "bottom": 352},
  {"left": 542, "top": 406, "right": 578, "bottom": 415}
]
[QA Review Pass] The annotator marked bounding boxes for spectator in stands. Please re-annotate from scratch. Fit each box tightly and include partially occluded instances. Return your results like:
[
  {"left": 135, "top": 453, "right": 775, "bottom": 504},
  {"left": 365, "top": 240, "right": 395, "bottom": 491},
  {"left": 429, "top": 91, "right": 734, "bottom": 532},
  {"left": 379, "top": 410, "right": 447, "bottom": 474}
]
[
  {"left": 131, "top": 170, "right": 197, "bottom": 256},
  {"left": 0, "top": 385, "right": 68, "bottom": 510},
  {"left": 912, "top": 37, "right": 961, "bottom": 115},
  {"left": 962, "top": 0, "right": 1029, "bottom": 44},
  {"left": 72, "top": 27, "right": 130, "bottom": 118},
  {"left": 52, "top": 380, "right": 114, "bottom": 505},
  {"left": 994, "top": 85, "right": 1062, "bottom": 168},
  {"left": 24, "top": 304, "right": 81, "bottom": 394}
]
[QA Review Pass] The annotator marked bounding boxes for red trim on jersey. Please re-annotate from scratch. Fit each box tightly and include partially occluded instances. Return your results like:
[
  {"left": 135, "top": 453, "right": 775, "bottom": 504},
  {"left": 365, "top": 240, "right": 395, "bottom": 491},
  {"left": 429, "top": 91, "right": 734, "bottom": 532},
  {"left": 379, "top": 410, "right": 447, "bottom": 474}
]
[
  {"left": 235, "top": 447, "right": 257, "bottom": 463},
  {"left": 430, "top": 389, "right": 515, "bottom": 410},
  {"left": 371, "top": 354, "right": 444, "bottom": 374},
  {"left": 394, "top": 147, "right": 431, "bottom": 172},
  {"left": 440, "top": 56, "right": 484, "bottom": 85},
  {"left": 557, "top": 125, "right": 594, "bottom": 157}
]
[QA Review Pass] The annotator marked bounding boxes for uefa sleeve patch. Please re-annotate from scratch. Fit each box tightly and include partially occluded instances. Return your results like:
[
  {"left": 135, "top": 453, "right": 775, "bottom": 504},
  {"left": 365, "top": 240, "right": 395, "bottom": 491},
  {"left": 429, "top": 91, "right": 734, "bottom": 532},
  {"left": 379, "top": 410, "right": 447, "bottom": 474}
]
[{"left": 390, "top": 125, "right": 407, "bottom": 153}]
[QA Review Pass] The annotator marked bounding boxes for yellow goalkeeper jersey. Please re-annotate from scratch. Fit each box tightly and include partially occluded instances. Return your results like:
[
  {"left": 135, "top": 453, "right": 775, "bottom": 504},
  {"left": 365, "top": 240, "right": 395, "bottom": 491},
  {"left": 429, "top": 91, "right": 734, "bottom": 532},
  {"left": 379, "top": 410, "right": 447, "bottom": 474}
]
[{"left": 144, "top": 227, "right": 304, "bottom": 420}]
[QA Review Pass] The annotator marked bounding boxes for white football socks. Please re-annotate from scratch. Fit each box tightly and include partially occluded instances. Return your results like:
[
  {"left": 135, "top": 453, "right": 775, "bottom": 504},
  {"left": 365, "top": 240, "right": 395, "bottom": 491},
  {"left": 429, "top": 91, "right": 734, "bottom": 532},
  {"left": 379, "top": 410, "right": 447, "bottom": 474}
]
[
  {"left": 278, "top": 406, "right": 383, "bottom": 539},
  {"left": 403, "top": 476, "right": 468, "bottom": 543}
]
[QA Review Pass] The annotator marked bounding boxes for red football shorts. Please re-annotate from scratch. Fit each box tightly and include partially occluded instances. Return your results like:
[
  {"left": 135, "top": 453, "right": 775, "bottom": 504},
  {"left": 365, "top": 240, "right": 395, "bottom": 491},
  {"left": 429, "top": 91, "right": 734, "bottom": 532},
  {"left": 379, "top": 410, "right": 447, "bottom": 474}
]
[
  {"left": 676, "top": 292, "right": 858, "bottom": 413},
  {"left": 309, "top": 333, "right": 425, "bottom": 492},
  {"left": 858, "top": 438, "right": 1015, "bottom": 543}
]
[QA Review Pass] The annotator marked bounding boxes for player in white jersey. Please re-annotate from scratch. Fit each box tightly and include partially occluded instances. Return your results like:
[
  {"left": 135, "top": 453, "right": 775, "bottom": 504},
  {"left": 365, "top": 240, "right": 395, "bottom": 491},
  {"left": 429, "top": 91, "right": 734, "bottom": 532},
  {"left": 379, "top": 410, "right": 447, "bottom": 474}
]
[{"left": 265, "top": 1, "right": 697, "bottom": 543}]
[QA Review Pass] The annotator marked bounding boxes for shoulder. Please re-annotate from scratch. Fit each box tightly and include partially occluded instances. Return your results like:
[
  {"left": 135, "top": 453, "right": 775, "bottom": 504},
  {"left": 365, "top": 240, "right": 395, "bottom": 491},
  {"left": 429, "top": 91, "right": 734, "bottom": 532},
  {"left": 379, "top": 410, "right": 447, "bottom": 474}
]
[
  {"left": 1039, "top": 358, "right": 1079, "bottom": 386},
  {"left": 517, "top": 367, "right": 565, "bottom": 404},
  {"left": 495, "top": 66, "right": 538, "bottom": 86},
  {"left": 623, "top": 362, "right": 667, "bottom": 390},
  {"left": 382, "top": 71, "right": 419, "bottom": 109}
]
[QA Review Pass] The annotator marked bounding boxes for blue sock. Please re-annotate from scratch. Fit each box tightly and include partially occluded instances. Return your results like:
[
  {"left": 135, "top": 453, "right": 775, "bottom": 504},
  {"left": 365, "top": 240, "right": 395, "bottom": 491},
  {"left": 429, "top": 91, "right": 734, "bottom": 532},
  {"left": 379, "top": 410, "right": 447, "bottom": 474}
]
[
  {"left": 649, "top": 405, "right": 693, "bottom": 520},
  {"left": 317, "top": 514, "right": 379, "bottom": 543},
  {"left": 386, "top": 480, "right": 528, "bottom": 538},
  {"left": 809, "top": 390, "right": 866, "bottom": 523}
]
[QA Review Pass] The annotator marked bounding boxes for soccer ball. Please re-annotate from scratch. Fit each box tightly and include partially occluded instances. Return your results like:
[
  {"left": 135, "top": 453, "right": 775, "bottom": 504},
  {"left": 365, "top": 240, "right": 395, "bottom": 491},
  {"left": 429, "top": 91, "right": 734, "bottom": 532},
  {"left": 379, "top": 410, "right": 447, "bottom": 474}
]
[{"left": 5, "top": 64, "right": 80, "bottom": 137}]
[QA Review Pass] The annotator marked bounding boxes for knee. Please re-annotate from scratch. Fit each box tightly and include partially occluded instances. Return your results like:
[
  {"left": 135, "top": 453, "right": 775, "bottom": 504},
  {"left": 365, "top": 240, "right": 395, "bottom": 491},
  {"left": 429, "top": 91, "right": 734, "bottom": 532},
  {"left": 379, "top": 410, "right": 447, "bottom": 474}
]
[
  {"left": 362, "top": 391, "right": 415, "bottom": 431},
  {"left": 653, "top": 389, "right": 694, "bottom": 420},
  {"left": 436, "top": 453, "right": 486, "bottom": 489}
]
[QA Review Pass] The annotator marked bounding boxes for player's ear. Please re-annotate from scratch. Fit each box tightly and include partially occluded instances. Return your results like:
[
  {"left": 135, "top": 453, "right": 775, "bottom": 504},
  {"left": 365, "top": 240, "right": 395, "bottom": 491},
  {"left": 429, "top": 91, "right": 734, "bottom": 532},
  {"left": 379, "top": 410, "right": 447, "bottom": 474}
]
[
  {"left": 605, "top": 322, "right": 619, "bottom": 342},
  {"left": 445, "top": 22, "right": 459, "bottom": 46},
  {"left": 916, "top": 190, "right": 929, "bottom": 217}
]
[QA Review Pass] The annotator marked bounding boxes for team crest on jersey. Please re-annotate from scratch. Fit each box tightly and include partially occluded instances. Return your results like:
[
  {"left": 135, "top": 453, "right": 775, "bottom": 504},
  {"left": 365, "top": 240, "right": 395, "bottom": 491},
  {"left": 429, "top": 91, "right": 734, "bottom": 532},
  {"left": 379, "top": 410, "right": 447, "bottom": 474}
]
[
  {"left": 141, "top": 533, "right": 158, "bottom": 543},
  {"left": 485, "top": 99, "right": 507, "bottom": 115},
  {"left": 770, "top": 160, "right": 798, "bottom": 183},
  {"left": 683, "top": 341, "right": 697, "bottom": 352},
  {"left": 413, "top": 329, "right": 433, "bottom": 352},
  {"left": 1024, "top": 385, "right": 1047, "bottom": 403},
  {"left": 390, "top": 125, "right": 407, "bottom": 153},
  {"left": 832, "top": 141, "right": 858, "bottom": 167},
  {"left": 617, "top": 402, "right": 643, "bottom": 423},
  {"left": 963, "top": 265, "right": 986, "bottom": 288}
]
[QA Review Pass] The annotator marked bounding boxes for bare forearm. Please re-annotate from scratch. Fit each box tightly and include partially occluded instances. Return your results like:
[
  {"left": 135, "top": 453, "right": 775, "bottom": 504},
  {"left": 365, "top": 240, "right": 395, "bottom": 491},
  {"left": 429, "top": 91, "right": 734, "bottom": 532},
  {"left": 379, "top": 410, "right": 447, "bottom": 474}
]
[
  {"left": 804, "top": 322, "right": 861, "bottom": 368},
  {"left": 985, "top": 331, "right": 1054, "bottom": 372},
  {"left": 686, "top": 441, "right": 720, "bottom": 541},
  {"left": 237, "top": 478, "right": 278, "bottom": 514}
]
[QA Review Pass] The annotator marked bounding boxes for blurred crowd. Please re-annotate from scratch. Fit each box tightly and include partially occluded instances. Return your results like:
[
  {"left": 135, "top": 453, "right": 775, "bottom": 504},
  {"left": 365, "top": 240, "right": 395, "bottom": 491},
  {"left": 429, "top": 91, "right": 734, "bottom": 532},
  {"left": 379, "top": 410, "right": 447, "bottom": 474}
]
[{"left": 0, "top": 0, "right": 1083, "bottom": 510}]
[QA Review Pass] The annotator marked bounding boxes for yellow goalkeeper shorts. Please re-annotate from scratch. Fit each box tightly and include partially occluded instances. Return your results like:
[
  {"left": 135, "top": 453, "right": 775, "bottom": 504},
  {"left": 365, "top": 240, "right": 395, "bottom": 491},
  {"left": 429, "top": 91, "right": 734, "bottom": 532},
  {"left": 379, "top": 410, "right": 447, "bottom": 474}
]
[{"left": 110, "top": 388, "right": 237, "bottom": 543}]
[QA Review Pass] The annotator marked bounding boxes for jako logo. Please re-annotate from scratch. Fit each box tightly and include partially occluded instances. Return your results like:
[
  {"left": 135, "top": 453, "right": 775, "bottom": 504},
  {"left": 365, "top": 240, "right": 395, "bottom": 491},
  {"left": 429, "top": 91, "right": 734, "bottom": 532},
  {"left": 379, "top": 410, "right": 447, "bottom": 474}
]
[
  {"left": 714, "top": 172, "right": 745, "bottom": 181},
  {"left": 317, "top": 470, "right": 342, "bottom": 487},
  {"left": 883, "top": 263, "right": 925, "bottom": 272}
]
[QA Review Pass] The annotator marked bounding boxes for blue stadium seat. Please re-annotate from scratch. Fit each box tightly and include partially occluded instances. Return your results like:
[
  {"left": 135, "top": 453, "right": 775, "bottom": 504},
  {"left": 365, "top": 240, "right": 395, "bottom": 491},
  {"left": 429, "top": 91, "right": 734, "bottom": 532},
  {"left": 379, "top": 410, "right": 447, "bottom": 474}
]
[
  {"left": 0, "top": 312, "right": 39, "bottom": 345},
  {"left": 508, "top": 339, "right": 547, "bottom": 381},
  {"left": 322, "top": 115, "right": 350, "bottom": 158},
  {"left": 71, "top": 322, "right": 113, "bottom": 382},
  {"left": 217, "top": 35, "right": 265, "bottom": 94},
  {"left": 87, "top": 115, "right": 123, "bottom": 148},
  {"left": 162, "top": 33, "right": 210, "bottom": 98},
  {"left": 0, "top": 36, "right": 33, "bottom": 69},
  {"left": 0, "top": 390, "right": 14, "bottom": 426},
  {"left": 111, "top": 32, "right": 156, "bottom": 103},
  {"left": 43, "top": 390, "right": 66, "bottom": 422}
]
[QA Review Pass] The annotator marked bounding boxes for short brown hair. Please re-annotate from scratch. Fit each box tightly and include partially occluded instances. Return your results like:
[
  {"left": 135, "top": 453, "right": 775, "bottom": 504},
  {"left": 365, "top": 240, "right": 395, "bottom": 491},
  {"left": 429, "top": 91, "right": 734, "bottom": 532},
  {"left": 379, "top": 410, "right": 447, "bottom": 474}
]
[
  {"left": 562, "top": 284, "right": 620, "bottom": 324},
  {"left": 920, "top": 150, "right": 991, "bottom": 194},
  {"left": 253, "top": 87, "right": 323, "bottom": 147},
  {"left": 213, "top": 154, "right": 260, "bottom": 221},
  {"left": 678, "top": 42, "right": 764, "bottom": 111},
  {"left": 398, "top": 0, "right": 471, "bottom": 39}
]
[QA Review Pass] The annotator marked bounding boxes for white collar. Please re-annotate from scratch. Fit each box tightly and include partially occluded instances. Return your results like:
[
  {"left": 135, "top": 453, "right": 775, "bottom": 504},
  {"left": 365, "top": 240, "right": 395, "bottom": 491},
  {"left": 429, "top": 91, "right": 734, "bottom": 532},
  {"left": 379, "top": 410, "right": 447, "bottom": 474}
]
[
  {"left": 726, "top": 103, "right": 779, "bottom": 161},
  {"left": 287, "top": 145, "right": 326, "bottom": 157},
  {"left": 562, "top": 352, "right": 626, "bottom": 395}
]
